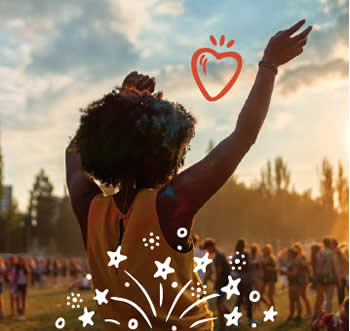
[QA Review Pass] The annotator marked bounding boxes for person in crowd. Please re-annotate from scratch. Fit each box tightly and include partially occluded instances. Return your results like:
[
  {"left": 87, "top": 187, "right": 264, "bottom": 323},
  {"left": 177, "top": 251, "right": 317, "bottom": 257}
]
[
  {"left": 65, "top": 18, "right": 311, "bottom": 330},
  {"left": 7, "top": 254, "right": 19, "bottom": 317},
  {"left": 277, "top": 248, "right": 289, "bottom": 290},
  {"left": 232, "top": 239, "right": 256, "bottom": 327},
  {"left": 38, "top": 257, "right": 46, "bottom": 288},
  {"left": 69, "top": 272, "right": 91, "bottom": 291},
  {"left": 331, "top": 239, "right": 348, "bottom": 306},
  {"left": 282, "top": 247, "right": 302, "bottom": 321},
  {"left": 316, "top": 237, "right": 337, "bottom": 314},
  {"left": 251, "top": 243, "right": 270, "bottom": 308},
  {"left": 203, "top": 238, "right": 231, "bottom": 331},
  {"left": 27, "top": 258, "right": 36, "bottom": 287},
  {"left": 53, "top": 258, "right": 61, "bottom": 287},
  {"left": 45, "top": 257, "right": 54, "bottom": 286},
  {"left": 0, "top": 257, "right": 6, "bottom": 318},
  {"left": 312, "top": 296, "right": 349, "bottom": 331},
  {"left": 293, "top": 242, "right": 312, "bottom": 319},
  {"left": 61, "top": 258, "right": 69, "bottom": 286},
  {"left": 262, "top": 244, "right": 278, "bottom": 307},
  {"left": 15, "top": 257, "right": 30, "bottom": 320},
  {"left": 193, "top": 234, "right": 206, "bottom": 283},
  {"left": 311, "top": 243, "right": 322, "bottom": 287}
]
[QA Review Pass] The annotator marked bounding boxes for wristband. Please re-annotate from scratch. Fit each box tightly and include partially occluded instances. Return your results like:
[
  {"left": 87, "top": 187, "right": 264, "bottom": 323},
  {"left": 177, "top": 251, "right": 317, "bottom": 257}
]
[{"left": 258, "top": 60, "right": 278, "bottom": 75}]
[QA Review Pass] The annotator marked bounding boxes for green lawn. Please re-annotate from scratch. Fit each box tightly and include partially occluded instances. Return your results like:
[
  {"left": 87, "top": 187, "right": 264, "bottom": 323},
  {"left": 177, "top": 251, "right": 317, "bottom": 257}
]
[{"left": 0, "top": 285, "right": 334, "bottom": 330}]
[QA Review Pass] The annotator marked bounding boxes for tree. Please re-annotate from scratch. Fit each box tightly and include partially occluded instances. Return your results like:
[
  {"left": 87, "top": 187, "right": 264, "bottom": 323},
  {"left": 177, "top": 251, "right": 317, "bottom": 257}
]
[
  {"left": 259, "top": 158, "right": 290, "bottom": 195},
  {"left": 320, "top": 158, "right": 334, "bottom": 211},
  {"left": 336, "top": 161, "right": 349, "bottom": 214},
  {"left": 27, "top": 169, "right": 56, "bottom": 251},
  {"left": 274, "top": 157, "right": 291, "bottom": 192}
]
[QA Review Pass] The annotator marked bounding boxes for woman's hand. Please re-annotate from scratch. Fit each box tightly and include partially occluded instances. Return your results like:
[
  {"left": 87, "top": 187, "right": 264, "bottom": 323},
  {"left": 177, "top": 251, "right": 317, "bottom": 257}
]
[
  {"left": 262, "top": 19, "right": 312, "bottom": 67},
  {"left": 121, "top": 71, "right": 156, "bottom": 95}
]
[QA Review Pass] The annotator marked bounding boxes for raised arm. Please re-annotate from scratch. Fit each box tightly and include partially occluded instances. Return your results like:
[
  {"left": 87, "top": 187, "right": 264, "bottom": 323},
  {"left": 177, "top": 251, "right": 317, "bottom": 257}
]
[{"left": 158, "top": 20, "right": 312, "bottom": 225}]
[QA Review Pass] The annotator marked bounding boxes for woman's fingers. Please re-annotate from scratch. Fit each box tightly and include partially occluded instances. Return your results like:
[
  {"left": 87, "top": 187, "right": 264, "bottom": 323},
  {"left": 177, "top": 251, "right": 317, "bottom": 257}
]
[
  {"left": 122, "top": 72, "right": 156, "bottom": 93},
  {"left": 291, "top": 26, "right": 313, "bottom": 41},
  {"left": 122, "top": 72, "right": 140, "bottom": 88},
  {"left": 135, "top": 76, "right": 156, "bottom": 93},
  {"left": 284, "top": 19, "right": 306, "bottom": 36}
]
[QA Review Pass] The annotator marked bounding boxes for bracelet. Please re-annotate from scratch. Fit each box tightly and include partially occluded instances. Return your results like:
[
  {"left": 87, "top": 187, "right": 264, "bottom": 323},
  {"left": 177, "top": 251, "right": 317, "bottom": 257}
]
[{"left": 258, "top": 60, "right": 278, "bottom": 75}]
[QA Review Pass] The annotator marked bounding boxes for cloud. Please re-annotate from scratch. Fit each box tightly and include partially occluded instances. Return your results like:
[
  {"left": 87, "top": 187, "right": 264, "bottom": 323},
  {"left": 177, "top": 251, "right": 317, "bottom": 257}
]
[
  {"left": 277, "top": 0, "right": 348, "bottom": 95},
  {"left": 266, "top": 112, "right": 293, "bottom": 131},
  {"left": 278, "top": 58, "right": 348, "bottom": 95},
  {"left": 154, "top": 1, "right": 185, "bottom": 15}
]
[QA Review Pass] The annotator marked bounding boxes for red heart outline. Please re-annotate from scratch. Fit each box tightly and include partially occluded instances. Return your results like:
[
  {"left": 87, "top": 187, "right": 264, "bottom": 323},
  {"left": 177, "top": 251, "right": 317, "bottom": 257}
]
[{"left": 191, "top": 48, "right": 243, "bottom": 102}]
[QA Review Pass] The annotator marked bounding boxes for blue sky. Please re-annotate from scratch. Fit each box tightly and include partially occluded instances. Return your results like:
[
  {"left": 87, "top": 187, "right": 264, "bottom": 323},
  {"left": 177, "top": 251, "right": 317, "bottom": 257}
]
[{"left": 0, "top": 0, "right": 348, "bottom": 210}]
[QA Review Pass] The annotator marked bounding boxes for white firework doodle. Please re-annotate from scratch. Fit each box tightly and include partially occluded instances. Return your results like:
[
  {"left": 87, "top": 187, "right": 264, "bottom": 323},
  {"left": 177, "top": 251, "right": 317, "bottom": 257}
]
[
  {"left": 55, "top": 235, "right": 279, "bottom": 329},
  {"left": 66, "top": 292, "right": 83, "bottom": 309},
  {"left": 142, "top": 232, "right": 161, "bottom": 251},
  {"left": 104, "top": 269, "right": 221, "bottom": 329},
  {"left": 190, "top": 282, "right": 207, "bottom": 298},
  {"left": 229, "top": 251, "right": 248, "bottom": 271}
]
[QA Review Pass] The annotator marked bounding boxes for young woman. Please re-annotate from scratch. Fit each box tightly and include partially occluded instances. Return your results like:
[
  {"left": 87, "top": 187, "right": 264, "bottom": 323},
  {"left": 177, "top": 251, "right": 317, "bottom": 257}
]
[
  {"left": 66, "top": 20, "right": 311, "bottom": 330},
  {"left": 316, "top": 238, "right": 337, "bottom": 314},
  {"left": 7, "top": 254, "right": 19, "bottom": 317},
  {"left": 282, "top": 248, "right": 302, "bottom": 321},
  {"left": 262, "top": 244, "right": 278, "bottom": 307},
  {"left": 250, "top": 243, "right": 270, "bottom": 308},
  {"left": 0, "top": 257, "right": 6, "bottom": 318},
  {"left": 15, "top": 257, "right": 30, "bottom": 320},
  {"left": 293, "top": 242, "right": 312, "bottom": 319},
  {"left": 277, "top": 248, "right": 289, "bottom": 290}
]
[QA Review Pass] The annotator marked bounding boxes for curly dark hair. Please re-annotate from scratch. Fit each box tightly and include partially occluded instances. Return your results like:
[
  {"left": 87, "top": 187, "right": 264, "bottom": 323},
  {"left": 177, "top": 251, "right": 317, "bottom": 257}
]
[{"left": 75, "top": 88, "right": 196, "bottom": 188}]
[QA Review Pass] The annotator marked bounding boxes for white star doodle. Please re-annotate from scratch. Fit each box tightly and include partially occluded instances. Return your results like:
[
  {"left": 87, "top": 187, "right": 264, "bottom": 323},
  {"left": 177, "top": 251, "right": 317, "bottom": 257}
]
[
  {"left": 93, "top": 289, "right": 109, "bottom": 305},
  {"left": 154, "top": 257, "right": 175, "bottom": 280},
  {"left": 193, "top": 252, "right": 213, "bottom": 273},
  {"left": 221, "top": 275, "right": 241, "bottom": 300},
  {"left": 78, "top": 307, "right": 95, "bottom": 327},
  {"left": 107, "top": 246, "right": 127, "bottom": 269},
  {"left": 224, "top": 307, "right": 242, "bottom": 327},
  {"left": 263, "top": 306, "right": 278, "bottom": 322}
]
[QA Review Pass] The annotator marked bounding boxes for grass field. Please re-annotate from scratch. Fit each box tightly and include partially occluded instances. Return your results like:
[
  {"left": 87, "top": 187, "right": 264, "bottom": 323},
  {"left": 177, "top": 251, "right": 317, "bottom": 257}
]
[{"left": 0, "top": 285, "right": 336, "bottom": 330}]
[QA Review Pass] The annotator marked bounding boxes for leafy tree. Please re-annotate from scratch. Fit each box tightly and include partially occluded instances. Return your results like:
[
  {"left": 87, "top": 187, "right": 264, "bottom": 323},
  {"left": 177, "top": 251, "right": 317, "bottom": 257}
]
[
  {"left": 320, "top": 158, "right": 334, "bottom": 211},
  {"left": 274, "top": 157, "right": 291, "bottom": 192},
  {"left": 336, "top": 161, "right": 349, "bottom": 214},
  {"left": 27, "top": 169, "right": 56, "bottom": 251}
]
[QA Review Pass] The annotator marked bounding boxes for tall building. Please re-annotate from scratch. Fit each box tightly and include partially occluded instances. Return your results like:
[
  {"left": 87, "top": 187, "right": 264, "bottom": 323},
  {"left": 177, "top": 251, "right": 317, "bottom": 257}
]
[{"left": 0, "top": 185, "right": 12, "bottom": 215}]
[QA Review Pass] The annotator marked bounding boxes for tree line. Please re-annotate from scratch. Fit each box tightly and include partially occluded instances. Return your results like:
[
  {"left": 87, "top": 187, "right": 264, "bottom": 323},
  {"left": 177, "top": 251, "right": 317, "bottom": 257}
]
[{"left": 0, "top": 140, "right": 348, "bottom": 256}]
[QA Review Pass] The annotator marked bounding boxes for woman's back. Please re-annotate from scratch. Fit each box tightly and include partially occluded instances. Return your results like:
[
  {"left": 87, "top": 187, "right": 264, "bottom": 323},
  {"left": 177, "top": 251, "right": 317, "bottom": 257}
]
[{"left": 87, "top": 189, "right": 213, "bottom": 330}]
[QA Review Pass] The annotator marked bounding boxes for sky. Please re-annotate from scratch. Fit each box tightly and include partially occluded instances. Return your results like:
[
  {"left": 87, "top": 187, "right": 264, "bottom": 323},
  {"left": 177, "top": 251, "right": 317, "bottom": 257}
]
[{"left": 0, "top": 0, "right": 348, "bottom": 211}]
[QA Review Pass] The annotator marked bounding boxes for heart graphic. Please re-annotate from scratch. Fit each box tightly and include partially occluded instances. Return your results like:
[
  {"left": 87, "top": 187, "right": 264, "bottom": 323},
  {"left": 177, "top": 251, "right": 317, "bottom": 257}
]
[{"left": 191, "top": 36, "right": 243, "bottom": 102}]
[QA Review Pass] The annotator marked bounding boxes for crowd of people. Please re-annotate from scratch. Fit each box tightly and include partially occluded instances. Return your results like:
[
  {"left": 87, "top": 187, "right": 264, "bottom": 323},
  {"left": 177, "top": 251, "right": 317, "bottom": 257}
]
[
  {"left": 0, "top": 254, "right": 91, "bottom": 320},
  {"left": 0, "top": 236, "right": 348, "bottom": 329},
  {"left": 193, "top": 235, "right": 349, "bottom": 330}
]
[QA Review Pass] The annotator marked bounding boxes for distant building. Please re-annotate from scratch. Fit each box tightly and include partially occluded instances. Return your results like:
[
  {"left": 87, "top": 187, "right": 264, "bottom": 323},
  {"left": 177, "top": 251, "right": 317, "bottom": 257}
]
[{"left": 0, "top": 185, "right": 12, "bottom": 215}]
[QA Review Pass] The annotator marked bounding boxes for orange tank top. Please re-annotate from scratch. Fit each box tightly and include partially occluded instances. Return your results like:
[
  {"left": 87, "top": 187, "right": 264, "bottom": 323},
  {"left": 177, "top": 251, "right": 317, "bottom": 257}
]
[{"left": 87, "top": 188, "right": 214, "bottom": 330}]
